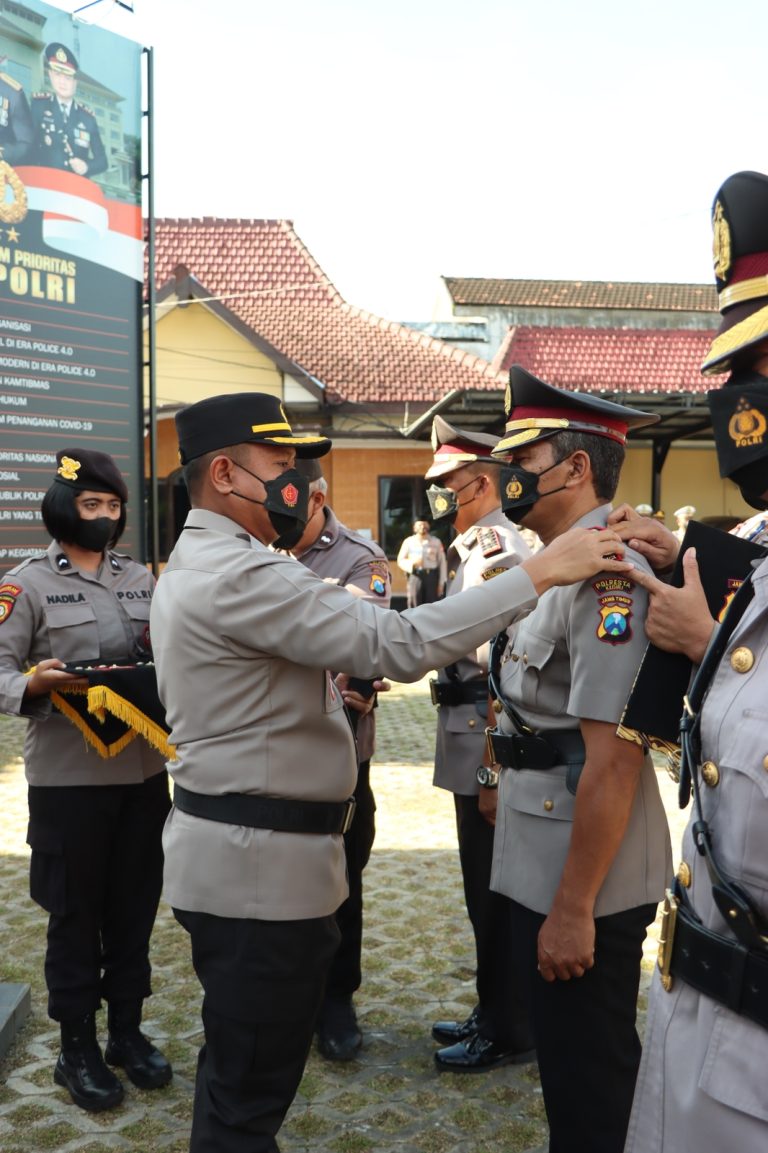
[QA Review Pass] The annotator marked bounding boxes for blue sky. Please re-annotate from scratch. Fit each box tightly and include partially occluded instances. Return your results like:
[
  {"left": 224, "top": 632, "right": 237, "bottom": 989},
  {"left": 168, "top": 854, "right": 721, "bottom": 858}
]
[{"left": 50, "top": 0, "right": 768, "bottom": 319}]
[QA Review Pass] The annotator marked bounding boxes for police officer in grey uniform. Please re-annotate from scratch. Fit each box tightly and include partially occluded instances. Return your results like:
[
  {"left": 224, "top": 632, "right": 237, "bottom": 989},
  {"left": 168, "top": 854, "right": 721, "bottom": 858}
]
[
  {"left": 623, "top": 171, "right": 768, "bottom": 1153},
  {"left": 0, "top": 69, "right": 33, "bottom": 165},
  {"left": 290, "top": 456, "right": 391, "bottom": 1060},
  {"left": 421, "top": 416, "right": 535, "bottom": 1071},
  {"left": 487, "top": 368, "right": 672, "bottom": 1153},
  {"left": 149, "top": 390, "right": 633, "bottom": 1153},
  {"left": 0, "top": 449, "right": 171, "bottom": 1112},
  {"left": 397, "top": 519, "right": 447, "bottom": 606},
  {"left": 32, "top": 44, "right": 107, "bottom": 177}
]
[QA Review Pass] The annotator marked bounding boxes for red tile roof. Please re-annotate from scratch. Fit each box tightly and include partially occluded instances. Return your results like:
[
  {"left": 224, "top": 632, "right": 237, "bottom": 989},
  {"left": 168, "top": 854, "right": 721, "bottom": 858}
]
[
  {"left": 444, "top": 277, "right": 718, "bottom": 313},
  {"left": 492, "top": 326, "right": 728, "bottom": 394},
  {"left": 149, "top": 219, "right": 506, "bottom": 405}
]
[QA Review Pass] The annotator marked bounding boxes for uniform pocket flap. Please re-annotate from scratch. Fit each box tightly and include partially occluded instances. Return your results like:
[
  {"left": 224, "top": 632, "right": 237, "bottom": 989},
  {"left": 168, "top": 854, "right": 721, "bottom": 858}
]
[
  {"left": 506, "top": 768, "right": 576, "bottom": 823},
  {"left": 42, "top": 601, "right": 97, "bottom": 629}
]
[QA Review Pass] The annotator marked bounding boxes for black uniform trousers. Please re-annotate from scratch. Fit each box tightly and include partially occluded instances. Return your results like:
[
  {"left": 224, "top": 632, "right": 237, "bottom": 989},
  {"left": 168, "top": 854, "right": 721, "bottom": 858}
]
[
  {"left": 454, "top": 793, "right": 533, "bottom": 1048},
  {"left": 325, "top": 758, "right": 376, "bottom": 998},
  {"left": 174, "top": 908, "right": 340, "bottom": 1153},
  {"left": 407, "top": 568, "right": 440, "bottom": 607},
  {"left": 27, "top": 771, "right": 170, "bottom": 1022},
  {"left": 509, "top": 899, "right": 656, "bottom": 1153}
]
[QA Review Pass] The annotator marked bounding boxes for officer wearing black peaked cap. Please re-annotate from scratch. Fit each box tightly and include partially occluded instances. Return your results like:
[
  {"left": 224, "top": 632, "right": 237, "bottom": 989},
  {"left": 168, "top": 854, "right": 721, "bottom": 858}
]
[
  {"left": 486, "top": 366, "right": 672, "bottom": 1153},
  {"left": 623, "top": 171, "right": 768, "bottom": 1153},
  {"left": 32, "top": 42, "right": 107, "bottom": 176},
  {"left": 149, "top": 389, "right": 635, "bottom": 1153}
]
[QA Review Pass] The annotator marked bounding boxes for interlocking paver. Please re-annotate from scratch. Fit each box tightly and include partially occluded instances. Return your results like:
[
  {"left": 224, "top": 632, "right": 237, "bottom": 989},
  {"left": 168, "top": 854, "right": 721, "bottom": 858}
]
[{"left": 0, "top": 675, "right": 687, "bottom": 1152}]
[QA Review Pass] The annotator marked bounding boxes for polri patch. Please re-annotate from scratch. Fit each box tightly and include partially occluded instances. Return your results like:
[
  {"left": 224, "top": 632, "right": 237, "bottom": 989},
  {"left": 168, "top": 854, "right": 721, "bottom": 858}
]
[
  {"left": 0, "top": 582, "right": 22, "bottom": 624},
  {"left": 482, "top": 566, "right": 506, "bottom": 580},
  {"left": 593, "top": 576, "right": 634, "bottom": 644}
]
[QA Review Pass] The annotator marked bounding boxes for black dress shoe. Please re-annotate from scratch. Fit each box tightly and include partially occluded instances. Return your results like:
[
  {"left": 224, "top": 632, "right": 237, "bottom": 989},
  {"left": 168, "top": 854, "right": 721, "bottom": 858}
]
[
  {"left": 105, "top": 1031, "right": 172, "bottom": 1090},
  {"left": 316, "top": 995, "right": 362, "bottom": 1062},
  {"left": 431, "top": 1009, "right": 480, "bottom": 1046},
  {"left": 434, "top": 1032, "right": 536, "bottom": 1073},
  {"left": 54, "top": 1048, "right": 124, "bottom": 1111}
]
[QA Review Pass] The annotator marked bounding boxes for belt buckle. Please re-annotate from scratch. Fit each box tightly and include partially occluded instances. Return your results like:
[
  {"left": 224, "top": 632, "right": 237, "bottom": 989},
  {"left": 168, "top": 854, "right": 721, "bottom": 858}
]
[
  {"left": 429, "top": 679, "right": 440, "bottom": 707},
  {"left": 657, "top": 887, "right": 679, "bottom": 992},
  {"left": 340, "top": 797, "right": 356, "bottom": 835}
]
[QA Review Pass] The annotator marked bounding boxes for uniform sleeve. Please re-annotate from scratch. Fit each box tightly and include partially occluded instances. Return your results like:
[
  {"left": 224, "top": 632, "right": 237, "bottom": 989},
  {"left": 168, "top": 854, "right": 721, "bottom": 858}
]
[
  {"left": 208, "top": 554, "right": 539, "bottom": 683},
  {"left": 396, "top": 536, "right": 413, "bottom": 574},
  {"left": 86, "top": 113, "right": 107, "bottom": 176},
  {"left": 0, "top": 577, "right": 50, "bottom": 719},
  {"left": 565, "top": 566, "right": 650, "bottom": 725},
  {"left": 437, "top": 540, "right": 447, "bottom": 589},
  {"left": 4, "top": 87, "right": 34, "bottom": 165},
  {"left": 341, "top": 549, "right": 392, "bottom": 608}
]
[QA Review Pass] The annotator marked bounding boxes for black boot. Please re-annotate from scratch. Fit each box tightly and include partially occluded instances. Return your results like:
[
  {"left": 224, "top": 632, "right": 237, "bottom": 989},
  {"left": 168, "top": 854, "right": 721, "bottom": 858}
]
[
  {"left": 105, "top": 1000, "right": 172, "bottom": 1090},
  {"left": 54, "top": 1013, "right": 124, "bottom": 1112}
]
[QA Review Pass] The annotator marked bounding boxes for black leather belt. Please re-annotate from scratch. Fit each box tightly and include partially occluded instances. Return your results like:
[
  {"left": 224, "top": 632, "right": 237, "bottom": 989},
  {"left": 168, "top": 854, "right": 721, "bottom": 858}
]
[
  {"left": 173, "top": 784, "right": 356, "bottom": 835},
  {"left": 430, "top": 679, "right": 488, "bottom": 707},
  {"left": 662, "top": 885, "right": 768, "bottom": 1028},
  {"left": 486, "top": 728, "right": 584, "bottom": 770}
]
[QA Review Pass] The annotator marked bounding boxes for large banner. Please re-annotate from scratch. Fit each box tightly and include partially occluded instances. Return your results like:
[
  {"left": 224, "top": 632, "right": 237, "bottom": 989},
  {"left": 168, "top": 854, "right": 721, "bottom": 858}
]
[{"left": 0, "top": 0, "right": 144, "bottom": 571}]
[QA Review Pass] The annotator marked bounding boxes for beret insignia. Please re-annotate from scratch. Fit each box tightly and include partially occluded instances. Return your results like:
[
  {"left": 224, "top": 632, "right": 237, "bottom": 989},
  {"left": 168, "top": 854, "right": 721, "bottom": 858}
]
[{"left": 57, "top": 455, "right": 81, "bottom": 482}]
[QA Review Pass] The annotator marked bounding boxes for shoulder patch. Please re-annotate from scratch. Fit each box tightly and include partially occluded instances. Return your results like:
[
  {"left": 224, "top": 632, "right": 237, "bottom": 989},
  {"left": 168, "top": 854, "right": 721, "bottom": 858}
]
[
  {"left": 0, "top": 582, "right": 22, "bottom": 624},
  {"left": 0, "top": 73, "right": 22, "bottom": 91},
  {"left": 370, "top": 574, "right": 387, "bottom": 596},
  {"left": 592, "top": 576, "right": 635, "bottom": 644},
  {"left": 478, "top": 527, "right": 503, "bottom": 558},
  {"left": 482, "top": 566, "right": 506, "bottom": 581}
]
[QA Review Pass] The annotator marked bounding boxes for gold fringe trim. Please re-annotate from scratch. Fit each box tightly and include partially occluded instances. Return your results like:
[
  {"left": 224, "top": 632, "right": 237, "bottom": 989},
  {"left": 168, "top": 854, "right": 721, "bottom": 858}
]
[
  {"left": 86, "top": 684, "right": 176, "bottom": 760},
  {"left": 50, "top": 689, "right": 137, "bottom": 759}
]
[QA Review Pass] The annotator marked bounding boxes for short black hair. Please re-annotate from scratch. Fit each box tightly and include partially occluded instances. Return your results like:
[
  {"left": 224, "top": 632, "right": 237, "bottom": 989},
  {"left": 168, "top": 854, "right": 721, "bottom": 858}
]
[
  {"left": 41, "top": 482, "right": 125, "bottom": 546},
  {"left": 181, "top": 443, "right": 245, "bottom": 502},
  {"left": 549, "top": 430, "right": 625, "bottom": 501}
]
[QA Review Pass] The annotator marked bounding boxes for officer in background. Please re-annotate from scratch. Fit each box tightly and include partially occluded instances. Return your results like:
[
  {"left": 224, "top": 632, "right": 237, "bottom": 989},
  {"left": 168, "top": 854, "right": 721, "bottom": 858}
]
[
  {"left": 622, "top": 170, "right": 768, "bottom": 1153},
  {"left": 32, "top": 43, "right": 107, "bottom": 177},
  {"left": 488, "top": 368, "right": 672, "bottom": 1153},
  {"left": 396, "top": 518, "right": 447, "bottom": 606},
  {"left": 290, "top": 457, "right": 391, "bottom": 1061},
  {"left": 423, "top": 416, "right": 535, "bottom": 1072},
  {"left": 150, "top": 390, "right": 632, "bottom": 1153},
  {"left": 673, "top": 504, "right": 696, "bottom": 542},
  {"left": 0, "top": 66, "right": 33, "bottom": 165}
]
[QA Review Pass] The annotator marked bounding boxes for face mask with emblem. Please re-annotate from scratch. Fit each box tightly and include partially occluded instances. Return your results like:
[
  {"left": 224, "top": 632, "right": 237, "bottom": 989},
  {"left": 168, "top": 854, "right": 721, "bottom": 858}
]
[
  {"left": 230, "top": 461, "right": 310, "bottom": 546},
  {"left": 708, "top": 372, "right": 768, "bottom": 510},
  {"left": 426, "top": 476, "right": 480, "bottom": 523},
  {"left": 499, "top": 459, "right": 567, "bottom": 521}
]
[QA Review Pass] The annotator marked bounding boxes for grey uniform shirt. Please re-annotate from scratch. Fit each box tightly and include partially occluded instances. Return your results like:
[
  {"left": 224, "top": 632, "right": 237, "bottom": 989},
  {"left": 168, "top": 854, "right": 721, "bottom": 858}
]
[
  {"left": 433, "top": 508, "right": 530, "bottom": 794},
  {"left": 625, "top": 554, "right": 768, "bottom": 1153},
  {"left": 0, "top": 542, "right": 164, "bottom": 786},
  {"left": 294, "top": 507, "right": 391, "bottom": 763},
  {"left": 151, "top": 508, "right": 540, "bottom": 922},
  {"left": 490, "top": 504, "right": 672, "bottom": 917}
]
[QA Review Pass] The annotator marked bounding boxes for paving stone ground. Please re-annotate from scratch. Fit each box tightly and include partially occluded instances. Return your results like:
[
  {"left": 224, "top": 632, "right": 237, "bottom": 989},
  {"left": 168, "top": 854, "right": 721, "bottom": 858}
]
[{"left": 0, "top": 676, "right": 688, "bottom": 1153}]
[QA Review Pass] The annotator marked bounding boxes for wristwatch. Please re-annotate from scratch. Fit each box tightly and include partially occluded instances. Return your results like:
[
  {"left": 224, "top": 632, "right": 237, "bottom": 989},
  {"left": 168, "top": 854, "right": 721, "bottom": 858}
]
[{"left": 476, "top": 765, "right": 500, "bottom": 789}]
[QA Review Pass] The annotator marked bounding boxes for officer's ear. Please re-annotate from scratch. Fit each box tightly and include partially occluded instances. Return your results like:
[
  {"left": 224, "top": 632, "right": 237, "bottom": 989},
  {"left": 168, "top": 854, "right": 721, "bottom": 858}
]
[
  {"left": 209, "top": 454, "right": 238, "bottom": 494},
  {"left": 562, "top": 450, "right": 590, "bottom": 486}
]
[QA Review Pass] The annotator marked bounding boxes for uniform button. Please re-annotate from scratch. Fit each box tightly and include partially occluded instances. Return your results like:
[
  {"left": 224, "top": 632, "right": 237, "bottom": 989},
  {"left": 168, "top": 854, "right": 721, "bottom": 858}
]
[
  {"left": 448, "top": 570, "right": 456, "bottom": 580},
  {"left": 468, "top": 718, "right": 476, "bottom": 729},
  {"left": 543, "top": 799, "right": 554, "bottom": 812},
  {"left": 510, "top": 653, "right": 519, "bottom": 662},
  {"left": 492, "top": 699, "right": 503, "bottom": 714},
  {"left": 522, "top": 653, "right": 529, "bottom": 665},
  {"left": 730, "top": 646, "right": 754, "bottom": 673},
  {"left": 701, "top": 761, "right": 720, "bottom": 788},
  {"left": 676, "top": 861, "right": 692, "bottom": 888},
  {"left": 763, "top": 756, "right": 768, "bottom": 772}
]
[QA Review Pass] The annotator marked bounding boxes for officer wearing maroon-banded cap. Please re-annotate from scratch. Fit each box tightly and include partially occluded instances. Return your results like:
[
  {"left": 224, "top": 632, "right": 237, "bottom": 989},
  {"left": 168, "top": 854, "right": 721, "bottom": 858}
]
[
  {"left": 486, "top": 367, "right": 672, "bottom": 1153},
  {"left": 423, "top": 416, "right": 536, "bottom": 1072}
]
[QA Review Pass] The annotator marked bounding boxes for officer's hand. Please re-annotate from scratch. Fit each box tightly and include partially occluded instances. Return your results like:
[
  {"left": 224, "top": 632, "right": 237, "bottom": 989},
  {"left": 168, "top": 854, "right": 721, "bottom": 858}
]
[
  {"left": 537, "top": 906, "right": 595, "bottom": 982},
  {"left": 477, "top": 785, "right": 497, "bottom": 827},
  {"left": 337, "top": 674, "right": 391, "bottom": 715},
  {"left": 523, "top": 527, "right": 632, "bottom": 594},
  {"left": 630, "top": 548, "right": 716, "bottom": 663},
  {"left": 25, "top": 658, "right": 88, "bottom": 699},
  {"left": 607, "top": 504, "right": 680, "bottom": 573}
]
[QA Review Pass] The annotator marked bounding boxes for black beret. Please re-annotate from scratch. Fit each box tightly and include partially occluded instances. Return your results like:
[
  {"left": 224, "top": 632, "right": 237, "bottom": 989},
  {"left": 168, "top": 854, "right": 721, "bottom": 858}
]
[
  {"left": 176, "top": 392, "right": 332, "bottom": 465},
  {"left": 53, "top": 448, "right": 128, "bottom": 502}
]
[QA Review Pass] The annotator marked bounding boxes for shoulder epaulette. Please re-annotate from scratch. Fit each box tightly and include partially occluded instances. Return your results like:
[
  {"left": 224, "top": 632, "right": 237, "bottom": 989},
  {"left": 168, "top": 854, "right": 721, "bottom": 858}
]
[
  {"left": 76, "top": 101, "right": 95, "bottom": 116},
  {"left": 340, "top": 525, "right": 386, "bottom": 560},
  {"left": 6, "top": 554, "right": 44, "bottom": 577},
  {"left": 478, "top": 526, "right": 503, "bottom": 558},
  {"left": 0, "top": 73, "right": 22, "bottom": 91}
]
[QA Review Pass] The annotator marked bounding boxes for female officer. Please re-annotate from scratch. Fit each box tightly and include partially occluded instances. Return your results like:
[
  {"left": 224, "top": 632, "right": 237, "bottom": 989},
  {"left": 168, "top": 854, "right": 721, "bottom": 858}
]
[{"left": 0, "top": 449, "right": 171, "bottom": 1111}]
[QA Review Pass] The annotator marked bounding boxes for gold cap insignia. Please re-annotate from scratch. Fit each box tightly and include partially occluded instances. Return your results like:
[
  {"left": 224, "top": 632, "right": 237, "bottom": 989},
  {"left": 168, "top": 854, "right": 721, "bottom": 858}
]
[
  {"left": 57, "top": 455, "right": 81, "bottom": 481},
  {"left": 56, "top": 48, "right": 67, "bottom": 63},
  {"left": 713, "top": 199, "right": 731, "bottom": 281},
  {"left": 727, "top": 398, "right": 767, "bottom": 449}
]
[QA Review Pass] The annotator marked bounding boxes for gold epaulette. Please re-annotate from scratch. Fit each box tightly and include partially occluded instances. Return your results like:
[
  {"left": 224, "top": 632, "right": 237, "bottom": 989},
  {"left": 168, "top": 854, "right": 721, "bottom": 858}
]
[{"left": 0, "top": 72, "right": 22, "bottom": 91}]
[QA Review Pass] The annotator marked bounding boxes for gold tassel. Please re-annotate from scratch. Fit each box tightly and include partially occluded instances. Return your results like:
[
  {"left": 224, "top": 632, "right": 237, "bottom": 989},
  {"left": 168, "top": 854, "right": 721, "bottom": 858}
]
[
  {"left": 86, "top": 684, "right": 176, "bottom": 760},
  {"left": 49, "top": 689, "right": 137, "bottom": 758}
]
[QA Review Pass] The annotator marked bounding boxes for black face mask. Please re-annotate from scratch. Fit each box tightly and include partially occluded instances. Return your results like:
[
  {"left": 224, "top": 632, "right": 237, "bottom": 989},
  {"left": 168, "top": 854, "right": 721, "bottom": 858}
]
[
  {"left": 71, "top": 516, "right": 118, "bottom": 553},
  {"left": 499, "top": 458, "right": 567, "bottom": 522},
  {"left": 426, "top": 476, "right": 480, "bottom": 523},
  {"left": 230, "top": 461, "right": 310, "bottom": 548}
]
